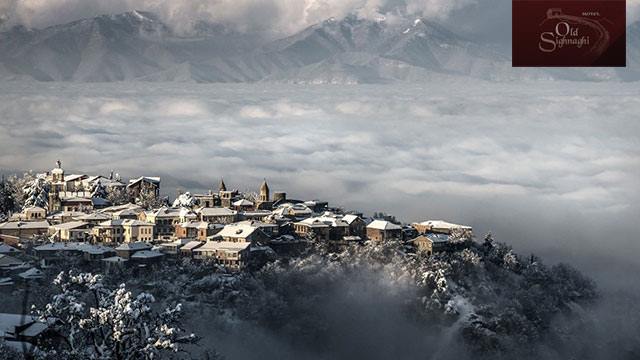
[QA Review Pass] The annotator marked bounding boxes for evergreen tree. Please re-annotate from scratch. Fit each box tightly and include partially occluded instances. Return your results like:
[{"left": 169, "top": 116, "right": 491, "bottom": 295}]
[
  {"left": 22, "top": 175, "right": 50, "bottom": 209},
  {"left": 136, "top": 187, "right": 167, "bottom": 210},
  {"left": 90, "top": 180, "right": 108, "bottom": 199},
  {"left": 106, "top": 186, "right": 130, "bottom": 206},
  {"left": 0, "top": 176, "right": 17, "bottom": 220}
]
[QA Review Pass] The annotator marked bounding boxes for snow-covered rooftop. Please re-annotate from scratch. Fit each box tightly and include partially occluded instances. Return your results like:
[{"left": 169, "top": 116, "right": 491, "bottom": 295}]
[
  {"left": 367, "top": 220, "right": 402, "bottom": 230},
  {"left": 0, "top": 244, "right": 20, "bottom": 254},
  {"left": 416, "top": 220, "right": 472, "bottom": 231},
  {"left": 18, "top": 268, "right": 44, "bottom": 279},
  {"left": 194, "top": 241, "right": 251, "bottom": 252},
  {"left": 426, "top": 233, "right": 451, "bottom": 243},
  {"left": 216, "top": 223, "right": 259, "bottom": 239},
  {"left": 130, "top": 250, "right": 164, "bottom": 259},
  {"left": 115, "top": 242, "right": 152, "bottom": 251},
  {"left": 128, "top": 176, "right": 160, "bottom": 186},
  {"left": 51, "top": 221, "right": 88, "bottom": 230},
  {"left": 97, "top": 219, "right": 125, "bottom": 227},
  {"left": 64, "top": 197, "right": 93, "bottom": 203},
  {"left": 102, "top": 256, "right": 128, "bottom": 263},
  {"left": 198, "top": 207, "right": 237, "bottom": 216},
  {"left": 122, "top": 219, "right": 152, "bottom": 227},
  {"left": 100, "top": 203, "right": 143, "bottom": 213},
  {"left": 0, "top": 221, "right": 50, "bottom": 230},
  {"left": 180, "top": 240, "right": 205, "bottom": 250},
  {"left": 150, "top": 207, "right": 182, "bottom": 218},
  {"left": 233, "top": 199, "right": 254, "bottom": 206},
  {"left": 74, "top": 212, "right": 111, "bottom": 221},
  {"left": 342, "top": 214, "right": 361, "bottom": 224},
  {"left": 0, "top": 254, "right": 26, "bottom": 267},
  {"left": 63, "top": 174, "right": 87, "bottom": 182},
  {"left": 0, "top": 313, "right": 49, "bottom": 339}
]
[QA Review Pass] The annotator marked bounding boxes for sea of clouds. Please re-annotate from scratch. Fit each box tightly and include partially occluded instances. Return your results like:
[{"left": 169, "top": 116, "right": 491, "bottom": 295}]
[{"left": 0, "top": 80, "right": 639, "bottom": 288}]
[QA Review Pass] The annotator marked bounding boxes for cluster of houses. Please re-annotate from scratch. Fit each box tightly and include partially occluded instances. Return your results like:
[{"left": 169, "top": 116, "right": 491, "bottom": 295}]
[
  {"left": 0, "top": 162, "right": 475, "bottom": 355},
  {"left": 0, "top": 162, "right": 474, "bottom": 279}
]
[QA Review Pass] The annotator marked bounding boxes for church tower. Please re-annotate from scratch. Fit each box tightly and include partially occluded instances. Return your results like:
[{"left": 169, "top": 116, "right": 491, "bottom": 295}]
[
  {"left": 49, "top": 160, "right": 64, "bottom": 212},
  {"left": 51, "top": 159, "right": 64, "bottom": 183},
  {"left": 219, "top": 178, "right": 232, "bottom": 208},
  {"left": 259, "top": 179, "right": 269, "bottom": 202},
  {"left": 256, "top": 179, "right": 272, "bottom": 210}
]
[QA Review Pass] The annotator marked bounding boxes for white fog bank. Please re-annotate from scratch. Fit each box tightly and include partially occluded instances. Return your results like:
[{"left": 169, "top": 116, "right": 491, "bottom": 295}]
[{"left": 0, "top": 80, "right": 638, "bottom": 288}]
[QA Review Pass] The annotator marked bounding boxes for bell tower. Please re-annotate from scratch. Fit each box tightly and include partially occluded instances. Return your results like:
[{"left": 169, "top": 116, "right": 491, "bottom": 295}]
[
  {"left": 49, "top": 160, "right": 64, "bottom": 212},
  {"left": 256, "top": 179, "right": 272, "bottom": 210},
  {"left": 51, "top": 159, "right": 64, "bottom": 183},
  {"left": 259, "top": 179, "right": 269, "bottom": 202}
]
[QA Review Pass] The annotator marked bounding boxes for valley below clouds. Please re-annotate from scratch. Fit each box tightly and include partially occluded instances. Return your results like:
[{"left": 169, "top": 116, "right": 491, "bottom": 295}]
[{"left": 0, "top": 80, "right": 639, "bottom": 288}]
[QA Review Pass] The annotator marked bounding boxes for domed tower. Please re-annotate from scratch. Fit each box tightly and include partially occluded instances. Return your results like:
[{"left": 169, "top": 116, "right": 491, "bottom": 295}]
[{"left": 259, "top": 179, "right": 269, "bottom": 202}]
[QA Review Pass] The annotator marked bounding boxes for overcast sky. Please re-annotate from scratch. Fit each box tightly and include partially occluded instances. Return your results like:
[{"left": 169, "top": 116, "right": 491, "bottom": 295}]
[{"left": 1, "top": 0, "right": 637, "bottom": 44}]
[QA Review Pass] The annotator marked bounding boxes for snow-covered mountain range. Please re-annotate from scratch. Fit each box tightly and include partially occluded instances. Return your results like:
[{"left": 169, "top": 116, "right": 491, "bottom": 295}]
[{"left": 0, "top": 11, "right": 638, "bottom": 83}]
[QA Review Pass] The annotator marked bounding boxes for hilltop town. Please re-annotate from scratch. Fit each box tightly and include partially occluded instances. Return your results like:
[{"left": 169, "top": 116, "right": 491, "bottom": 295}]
[
  {"left": 0, "top": 162, "right": 600, "bottom": 359},
  {"left": 0, "top": 161, "right": 473, "bottom": 278}
]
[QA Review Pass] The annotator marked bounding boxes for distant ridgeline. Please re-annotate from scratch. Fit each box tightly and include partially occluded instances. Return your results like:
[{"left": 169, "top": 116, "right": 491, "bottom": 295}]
[{"left": 0, "top": 11, "right": 639, "bottom": 83}]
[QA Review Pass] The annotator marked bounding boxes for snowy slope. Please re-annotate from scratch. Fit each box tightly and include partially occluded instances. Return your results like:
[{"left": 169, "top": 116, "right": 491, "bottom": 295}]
[
  {"left": 0, "top": 12, "right": 637, "bottom": 83},
  {"left": 0, "top": 11, "right": 262, "bottom": 82}
]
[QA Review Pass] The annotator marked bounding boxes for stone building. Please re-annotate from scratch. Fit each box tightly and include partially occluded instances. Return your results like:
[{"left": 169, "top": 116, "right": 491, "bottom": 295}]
[
  {"left": 198, "top": 207, "right": 237, "bottom": 224},
  {"left": 127, "top": 176, "right": 160, "bottom": 200},
  {"left": 122, "top": 219, "right": 154, "bottom": 242},
  {"left": 411, "top": 233, "right": 451, "bottom": 255},
  {"left": 192, "top": 241, "right": 251, "bottom": 271},
  {"left": 12, "top": 206, "right": 47, "bottom": 221},
  {"left": 411, "top": 220, "right": 473, "bottom": 238},
  {"left": 49, "top": 221, "right": 90, "bottom": 242},
  {"left": 342, "top": 214, "right": 367, "bottom": 239},
  {"left": 255, "top": 179, "right": 273, "bottom": 210},
  {"left": 366, "top": 220, "right": 402, "bottom": 241}
]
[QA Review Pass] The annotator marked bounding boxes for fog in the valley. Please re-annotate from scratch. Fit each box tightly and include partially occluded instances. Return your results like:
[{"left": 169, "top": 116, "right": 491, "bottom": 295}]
[{"left": 1, "top": 80, "right": 639, "bottom": 358}]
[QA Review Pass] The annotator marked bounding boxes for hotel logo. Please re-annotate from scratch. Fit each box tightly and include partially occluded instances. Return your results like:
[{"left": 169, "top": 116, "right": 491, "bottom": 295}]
[{"left": 513, "top": 0, "right": 626, "bottom": 67}]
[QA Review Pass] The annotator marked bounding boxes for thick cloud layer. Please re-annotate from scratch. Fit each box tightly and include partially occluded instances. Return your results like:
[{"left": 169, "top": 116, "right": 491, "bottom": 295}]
[
  {"left": 1, "top": 78, "right": 639, "bottom": 358},
  {"left": 0, "top": 80, "right": 639, "bottom": 285}
]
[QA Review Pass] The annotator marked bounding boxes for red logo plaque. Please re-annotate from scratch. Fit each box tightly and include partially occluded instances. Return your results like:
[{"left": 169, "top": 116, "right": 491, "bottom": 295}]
[{"left": 513, "top": 0, "right": 626, "bottom": 67}]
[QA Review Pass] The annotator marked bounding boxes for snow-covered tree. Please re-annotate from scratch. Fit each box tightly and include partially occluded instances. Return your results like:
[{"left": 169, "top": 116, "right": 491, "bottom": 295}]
[
  {"left": 34, "top": 271, "right": 198, "bottom": 359},
  {"left": 106, "top": 187, "right": 130, "bottom": 206},
  {"left": 0, "top": 177, "right": 18, "bottom": 220},
  {"left": 4, "top": 172, "right": 35, "bottom": 210},
  {"left": 90, "top": 180, "right": 108, "bottom": 199},
  {"left": 172, "top": 191, "right": 196, "bottom": 208},
  {"left": 22, "top": 175, "right": 50, "bottom": 210},
  {"left": 136, "top": 187, "right": 167, "bottom": 210}
]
